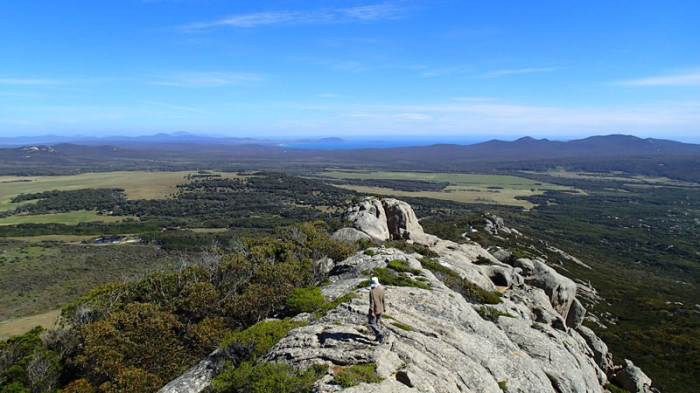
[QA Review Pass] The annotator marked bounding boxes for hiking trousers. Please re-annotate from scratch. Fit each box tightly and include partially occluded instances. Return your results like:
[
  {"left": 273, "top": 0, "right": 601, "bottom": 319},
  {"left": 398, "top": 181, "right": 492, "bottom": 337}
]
[{"left": 368, "top": 313, "right": 384, "bottom": 340}]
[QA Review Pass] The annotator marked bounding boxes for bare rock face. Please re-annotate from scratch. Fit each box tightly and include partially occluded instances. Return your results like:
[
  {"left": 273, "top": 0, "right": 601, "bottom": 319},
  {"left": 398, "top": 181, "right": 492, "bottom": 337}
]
[
  {"left": 612, "top": 359, "right": 654, "bottom": 393},
  {"left": 382, "top": 198, "right": 424, "bottom": 240},
  {"left": 577, "top": 326, "right": 614, "bottom": 376},
  {"left": 157, "top": 350, "right": 227, "bottom": 393},
  {"left": 525, "top": 260, "right": 578, "bottom": 323},
  {"left": 341, "top": 197, "right": 437, "bottom": 244},
  {"left": 161, "top": 199, "right": 655, "bottom": 393},
  {"left": 565, "top": 297, "right": 586, "bottom": 329},
  {"left": 331, "top": 227, "right": 373, "bottom": 243},
  {"left": 265, "top": 248, "right": 608, "bottom": 393},
  {"left": 342, "top": 198, "right": 391, "bottom": 241}
]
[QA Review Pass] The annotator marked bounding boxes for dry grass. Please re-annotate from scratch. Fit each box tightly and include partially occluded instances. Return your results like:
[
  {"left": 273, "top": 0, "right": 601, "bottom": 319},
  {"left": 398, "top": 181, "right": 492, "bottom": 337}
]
[
  {"left": 321, "top": 170, "right": 579, "bottom": 208},
  {"left": 0, "top": 171, "right": 242, "bottom": 212},
  {"left": 0, "top": 210, "right": 133, "bottom": 226},
  {"left": 0, "top": 309, "right": 61, "bottom": 339}
]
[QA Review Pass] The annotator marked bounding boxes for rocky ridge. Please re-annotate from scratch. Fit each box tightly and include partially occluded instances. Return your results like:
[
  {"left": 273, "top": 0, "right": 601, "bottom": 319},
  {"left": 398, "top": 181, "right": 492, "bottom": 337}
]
[{"left": 161, "top": 197, "right": 657, "bottom": 393}]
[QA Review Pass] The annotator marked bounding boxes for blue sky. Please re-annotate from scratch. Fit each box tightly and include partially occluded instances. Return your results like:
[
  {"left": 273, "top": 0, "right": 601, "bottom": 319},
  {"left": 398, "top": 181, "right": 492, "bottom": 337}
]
[{"left": 1, "top": 0, "right": 699, "bottom": 142}]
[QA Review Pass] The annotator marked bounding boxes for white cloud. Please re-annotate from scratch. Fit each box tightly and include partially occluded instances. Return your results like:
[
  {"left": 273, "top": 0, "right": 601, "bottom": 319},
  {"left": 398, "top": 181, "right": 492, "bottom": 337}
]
[
  {"left": 481, "top": 67, "right": 559, "bottom": 78},
  {"left": 316, "top": 93, "right": 341, "bottom": 98},
  {"left": 151, "top": 72, "right": 264, "bottom": 87},
  {"left": 179, "top": 4, "right": 403, "bottom": 31},
  {"left": 614, "top": 71, "right": 700, "bottom": 86}
]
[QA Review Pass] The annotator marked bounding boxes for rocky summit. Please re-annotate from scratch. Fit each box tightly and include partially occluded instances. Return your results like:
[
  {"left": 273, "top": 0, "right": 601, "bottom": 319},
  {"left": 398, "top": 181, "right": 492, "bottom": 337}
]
[{"left": 162, "top": 197, "right": 657, "bottom": 393}]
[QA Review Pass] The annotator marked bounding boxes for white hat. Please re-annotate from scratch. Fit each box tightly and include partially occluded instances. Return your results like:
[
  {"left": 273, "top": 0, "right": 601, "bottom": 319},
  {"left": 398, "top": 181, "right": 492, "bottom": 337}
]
[{"left": 369, "top": 276, "right": 379, "bottom": 287}]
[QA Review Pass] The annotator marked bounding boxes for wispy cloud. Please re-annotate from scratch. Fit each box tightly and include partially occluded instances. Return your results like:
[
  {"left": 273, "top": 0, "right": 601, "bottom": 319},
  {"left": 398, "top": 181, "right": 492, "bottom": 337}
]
[
  {"left": 481, "top": 67, "right": 559, "bottom": 78},
  {"left": 179, "top": 4, "right": 404, "bottom": 31},
  {"left": 0, "top": 78, "right": 68, "bottom": 86},
  {"left": 614, "top": 71, "right": 700, "bottom": 86},
  {"left": 151, "top": 72, "right": 264, "bottom": 87},
  {"left": 316, "top": 93, "right": 341, "bottom": 98}
]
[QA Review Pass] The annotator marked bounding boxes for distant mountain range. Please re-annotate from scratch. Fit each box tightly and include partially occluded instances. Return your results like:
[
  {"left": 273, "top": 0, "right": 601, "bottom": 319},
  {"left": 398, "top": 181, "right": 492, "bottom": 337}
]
[
  {"left": 2, "top": 134, "right": 700, "bottom": 180},
  {"left": 0, "top": 132, "right": 345, "bottom": 148}
]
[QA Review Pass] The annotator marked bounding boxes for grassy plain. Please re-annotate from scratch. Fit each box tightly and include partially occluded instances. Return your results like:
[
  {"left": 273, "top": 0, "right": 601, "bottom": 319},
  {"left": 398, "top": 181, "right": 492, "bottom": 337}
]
[
  {"left": 321, "top": 170, "right": 576, "bottom": 209},
  {"left": 0, "top": 210, "right": 132, "bottom": 226},
  {"left": 0, "top": 309, "right": 61, "bottom": 339},
  {"left": 0, "top": 171, "right": 241, "bottom": 212}
]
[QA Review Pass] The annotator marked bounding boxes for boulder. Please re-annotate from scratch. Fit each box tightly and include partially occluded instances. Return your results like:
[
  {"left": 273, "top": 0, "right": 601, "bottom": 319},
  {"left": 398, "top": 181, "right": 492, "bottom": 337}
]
[
  {"left": 342, "top": 198, "right": 390, "bottom": 241},
  {"left": 612, "top": 359, "right": 654, "bottom": 393},
  {"left": 525, "top": 260, "right": 577, "bottom": 321},
  {"left": 157, "top": 349, "right": 227, "bottom": 393},
  {"left": 382, "top": 198, "right": 424, "bottom": 240},
  {"left": 513, "top": 258, "right": 535, "bottom": 276},
  {"left": 578, "top": 326, "right": 614, "bottom": 375},
  {"left": 331, "top": 227, "right": 373, "bottom": 243},
  {"left": 490, "top": 248, "right": 512, "bottom": 262},
  {"left": 565, "top": 297, "right": 586, "bottom": 329},
  {"left": 482, "top": 265, "right": 517, "bottom": 287}
]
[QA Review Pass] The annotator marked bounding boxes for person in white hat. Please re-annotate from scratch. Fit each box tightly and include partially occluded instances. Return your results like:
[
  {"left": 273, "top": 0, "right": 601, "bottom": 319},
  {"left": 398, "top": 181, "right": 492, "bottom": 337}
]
[{"left": 368, "top": 276, "right": 386, "bottom": 343}]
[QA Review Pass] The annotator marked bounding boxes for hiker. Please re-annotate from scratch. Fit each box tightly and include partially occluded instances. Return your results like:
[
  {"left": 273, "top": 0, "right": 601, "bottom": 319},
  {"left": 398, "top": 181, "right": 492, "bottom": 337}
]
[{"left": 368, "top": 276, "right": 385, "bottom": 343}]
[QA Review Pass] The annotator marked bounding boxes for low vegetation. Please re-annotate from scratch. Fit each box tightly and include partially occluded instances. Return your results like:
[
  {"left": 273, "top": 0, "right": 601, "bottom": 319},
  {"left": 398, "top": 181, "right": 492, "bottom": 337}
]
[
  {"left": 333, "top": 363, "right": 383, "bottom": 388},
  {"left": 477, "top": 306, "right": 515, "bottom": 322},
  {"left": 0, "top": 220, "right": 351, "bottom": 393},
  {"left": 418, "top": 257, "right": 502, "bottom": 304}
]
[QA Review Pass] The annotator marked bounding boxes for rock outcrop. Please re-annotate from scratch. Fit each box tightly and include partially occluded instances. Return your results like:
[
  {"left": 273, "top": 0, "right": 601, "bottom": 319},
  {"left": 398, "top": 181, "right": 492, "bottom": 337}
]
[
  {"left": 163, "top": 198, "right": 656, "bottom": 393},
  {"left": 342, "top": 198, "right": 391, "bottom": 241},
  {"left": 265, "top": 248, "right": 607, "bottom": 392}
]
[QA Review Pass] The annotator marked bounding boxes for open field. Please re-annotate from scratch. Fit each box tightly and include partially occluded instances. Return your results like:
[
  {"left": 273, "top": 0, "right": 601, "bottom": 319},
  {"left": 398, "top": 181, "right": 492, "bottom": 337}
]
[
  {"left": 522, "top": 169, "right": 700, "bottom": 187},
  {"left": 321, "top": 170, "right": 577, "bottom": 208},
  {"left": 0, "top": 171, "right": 242, "bottom": 212},
  {"left": 0, "top": 309, "right": 61, "bottom": 339},
  {"left": 5, "top": 235, "right": 95, "bottom": 243},
  {"left": 0, "top": 210, "right": 133, "bottom": 226}
]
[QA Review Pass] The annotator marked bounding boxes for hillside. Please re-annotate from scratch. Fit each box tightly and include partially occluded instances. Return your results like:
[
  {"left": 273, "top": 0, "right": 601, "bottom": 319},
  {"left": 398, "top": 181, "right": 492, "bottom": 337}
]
[
  {"left": 160, "top": 198, "right": 657, "bottom": 393},
  {"left": 2, "top": 135, "right": 700, "bottom": 181}
]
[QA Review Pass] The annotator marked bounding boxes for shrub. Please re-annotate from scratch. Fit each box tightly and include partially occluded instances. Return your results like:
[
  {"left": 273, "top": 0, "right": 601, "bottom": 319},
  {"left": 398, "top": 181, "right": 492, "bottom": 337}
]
[
  {"left": 387, "top": 259, "right": 422, "bottom": 275},
  {"left": 285, "top": 286, "right": 325, "bottom": 315},
  {"left": 357, "top": 268, "right": 430, "bottom": 290},
  {"left": 334, "top": 363, "right": 383, "bottom": 388},
  {"left": 420, "top": 257, "right": 501, "bottom": 304},
  {"left": 319, "top": 292, "right": 359, "bottom": 316},
  {"left": 211, "top": 361, "right": 328, "bottom": 393},
  {"left": 220, "top": 319, "right": 307, "bottom": 361},
  {"left": 391, "top": 322, "right": 413, "bottom": 331},
  {"left": 477, "top": 306, "right": 515, "bottom": 322},
  {"left": 498, "top": 380, "right": 507, "bottom": 391}
]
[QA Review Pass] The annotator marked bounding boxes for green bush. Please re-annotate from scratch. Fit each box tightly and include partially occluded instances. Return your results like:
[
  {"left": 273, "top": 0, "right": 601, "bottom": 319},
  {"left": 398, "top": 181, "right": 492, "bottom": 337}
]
[
  {"left": 319, "top": 292, "right": 359, "bottom": 316},
  {"left": 387, "top": 259, "right": 422, "bottom": 275},
  {"left": 220, "top": 319, "right": 307, "bottom": 360},
  {"left": 334, "top": 363, "right": 383, "bottom": 388},
  {"left": 286, "top": 286, "right": 325, "bottom": 315},
  {"left": 391, "top": 322, "right": 413, "bottom": 331},
  {"left": 477, "top": 306, "right": 515, "bottom": 322},
  {"left": 604, "top": 383, "right": 631, "bottom": 393},
  {"left": 498, "top": 380, "right": 507, "bottom": 391},
  {"left": 211, "top": 361, "right": 328, "bottom": 393}
]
